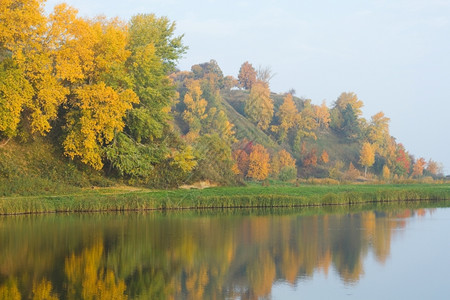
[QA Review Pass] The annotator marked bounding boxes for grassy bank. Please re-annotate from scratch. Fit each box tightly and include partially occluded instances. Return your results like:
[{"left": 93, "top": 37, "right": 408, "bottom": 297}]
[{"left": 1, "top": 183, "right": 449, "bottom": 215}]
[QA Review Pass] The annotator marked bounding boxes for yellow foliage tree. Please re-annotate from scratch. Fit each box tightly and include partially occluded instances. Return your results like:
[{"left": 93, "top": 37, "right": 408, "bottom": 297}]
[
  {"left": 276, "top": 93, "right": 298, "bottom": 141},
  {"left": 245, "top": 81, "right": 273, "bottom": 130},
  {"left": 271, "top": 149, "right": 296, "bottom": 176},
  {"left": 63, "top": 83, "right": 138, "bottom": 169},
  {"left": 0, "top": 64, "right": 34, "bottom": 137},
  {"left": 247, "top": 144, "right": 270, "bottom": 180},
  {"left": 294, "top": 99, "right": 318, "bottom": 151},
  {"left": 0, "top": 0, "right": 68, "bottom": 137},
  {"left": 334, "top": 92, "right": 364, "bottom": 117},
  {"left": 169, "top": 146, "right": 197, "bottom": 173},
  {"left": 359, "top": 142, "right": 375, "bottom": 176},
  {"left": 382, "top": 165, "right": 391, "bottom": 179},
  {"left": 368, "top": 111, "right": 390, "bottom": 154},
  {"left": 48, "top": 4, "right": 96, "bottom": 84},
  {"left": 183, "top": 79, "right": 208, "bottom": 137},
  {"left": 314, "top": 100, "right": 330, "bottom": 128}
]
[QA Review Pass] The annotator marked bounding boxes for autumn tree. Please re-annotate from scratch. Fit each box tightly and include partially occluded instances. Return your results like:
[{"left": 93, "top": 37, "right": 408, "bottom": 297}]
[
  {"left": 182, "top": 76, "right": 235, "bottom": 144},
  {"left": 334, "top": 92, "right": 364, "bottom": 116},
  {"left": 368, "top": 112, "right": 390, "bottom": 154},
  {"left": 0, "top": 0, "right": 67, "bottom": 139},
  {"left": 192, "top": 134, "right": 236, "bottom": 184},
  {"left": 382, "top": 165, "right": 391, "bottom": 179},
  {"left": 330, "top": 92, "right": 364, "bottom": 140},
  {"left": 314, "top": 100, "right": 331, "bottom": 128},
  {"left": 232, "top": 149, "right": 250, "bottom": 176},
  {"left": 275, "top": 93, "right": 298, "bottom": 141},
  {"left": 192, "top": 59, "right": 224, "bottom": 89},
  {"left": 103, "top": 13, "right": 188, "bottom": 180},
  {"left": 182, "top": 79, "right": 208, "bottom": 140},
  {"left": 223, "top": 75, "right": 239, "bottom": 91},
  {"left": 394, "top": 143, "right": 411, "bottom": 177},
  {"left": 320, "top": 150, "right": 329, "bottom": 164},
  {"left": 0, "top": 62, "right": 33, "bottom": 138},
  {"left": 63, "top": 83, "right": 138, "bottom": 169},
  {"left": 271, "top": 149, "right": 296, "bottom": 176},
  {"left": 359, "top": 142, "right": 375, "bottom": 176},
  {"left": 245, "top": 81, "right": 273, "bottom": 130},
  {"left": 125, "top": 13, "right": 185, "bottom": 143},
  {"left": 411, "top": 157, "right": 426, "bottom": 178},
  {"left": 426, "top": 159, "right": 439, "bottom": 176},
  {"left": 293, "top": 99, "right": 318, "bottom": 151},
  {"left": 303, "top": 148, "right": 318, "bottom": 169},
  {"left": 247, "top": 144, "right": 270, "bottom": 180},
  {"left": 207, "top": 109, "right": 235, "bottom": 143},
  {"left": 238, "top": 61, "right": 257, "bottom": 90},
  {"left": 58, "top": 11, "right": 141, "bottom": 170}
]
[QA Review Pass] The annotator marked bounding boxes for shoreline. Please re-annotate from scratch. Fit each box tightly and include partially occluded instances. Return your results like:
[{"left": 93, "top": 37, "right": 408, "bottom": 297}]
[{"left": 1, "top": 183, "right": 449, "bottom": 216}]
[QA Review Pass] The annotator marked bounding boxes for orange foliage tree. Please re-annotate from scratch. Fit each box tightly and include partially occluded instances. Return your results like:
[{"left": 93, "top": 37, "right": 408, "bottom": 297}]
[
  {"left": 411, "top": 157, "right": 426, "bottom": 177},
  {"left": 232, "top": 149, "right": 250, "bottom": 177},
  {"left": 395, "top": 143, "right": 411, "bottom": 177},
  {"left": 303, "top": 148, "right": 318, "bottom": 169},
  {"left": 247, "top": 144, "right": 270, "bottom": 180},
  {"left": 238, "top": 61, "right": 257, "bottom": 90},
  {"left": 320, "top": 150, "right": 329, "bottom": 164}
]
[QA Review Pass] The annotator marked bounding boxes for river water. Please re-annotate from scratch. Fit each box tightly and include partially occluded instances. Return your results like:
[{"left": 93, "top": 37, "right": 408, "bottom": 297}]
[{"left": 0, "top": 204, "right": 449, "bottom": 299}]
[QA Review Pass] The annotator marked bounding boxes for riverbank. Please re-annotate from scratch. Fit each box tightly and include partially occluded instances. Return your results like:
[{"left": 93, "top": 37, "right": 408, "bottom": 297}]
[{"left": 1, "top": 183, "right": 449, "bottom": 215}]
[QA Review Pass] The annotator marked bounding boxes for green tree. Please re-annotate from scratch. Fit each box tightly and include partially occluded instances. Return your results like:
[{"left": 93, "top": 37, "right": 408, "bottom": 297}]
[
  {"left": 192, "top": 134, "right": 235, "bottom": 184},
  {"left": 330, "top": 92, "right": 364, "bottom": 140},
  {"left": 127, "top": 13, "right": 187, "bottom": 73}
]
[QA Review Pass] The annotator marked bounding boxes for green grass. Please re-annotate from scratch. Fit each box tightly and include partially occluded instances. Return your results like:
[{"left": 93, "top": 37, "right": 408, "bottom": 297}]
[{"left": 1, "top": 183, "right": 449, "bottom": 215}]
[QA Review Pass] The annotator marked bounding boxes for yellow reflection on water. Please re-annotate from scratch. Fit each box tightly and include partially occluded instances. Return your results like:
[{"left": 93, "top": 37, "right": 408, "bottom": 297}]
[{"left": 0, "top": 207, "right": 438, "bottom": 299}]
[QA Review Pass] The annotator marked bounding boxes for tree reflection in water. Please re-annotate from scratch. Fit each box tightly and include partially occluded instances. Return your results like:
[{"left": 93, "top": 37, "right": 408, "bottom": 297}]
[{"left": 0, "top": 207, "right": 437, "bottom": 299}]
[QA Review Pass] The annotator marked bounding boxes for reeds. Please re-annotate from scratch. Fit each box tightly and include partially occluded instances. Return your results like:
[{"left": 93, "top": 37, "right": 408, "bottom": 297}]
[{"left": 1, "top": 183, "right": 449, "bottom": 215}]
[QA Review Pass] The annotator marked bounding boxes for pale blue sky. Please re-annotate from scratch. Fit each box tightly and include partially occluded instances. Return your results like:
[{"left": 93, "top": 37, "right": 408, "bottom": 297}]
[{"left": 45, "top": 0, "right": 450, "bottom": 174}]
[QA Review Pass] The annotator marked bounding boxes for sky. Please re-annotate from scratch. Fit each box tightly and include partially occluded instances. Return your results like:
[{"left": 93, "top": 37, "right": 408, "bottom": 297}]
[{"left": 45, "top": 0, "right": 450, "bottom": 174}]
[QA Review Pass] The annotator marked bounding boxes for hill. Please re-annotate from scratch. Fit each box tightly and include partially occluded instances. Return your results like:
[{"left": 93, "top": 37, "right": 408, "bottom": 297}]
[{"left": 0, "top": 2, "right": 445, "bottom": 195}]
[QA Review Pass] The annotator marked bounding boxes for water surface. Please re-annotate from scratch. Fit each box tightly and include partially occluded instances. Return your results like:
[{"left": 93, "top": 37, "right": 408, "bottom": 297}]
[{"left": 0, "top": 204, "right": 449, "bottom": 299}]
